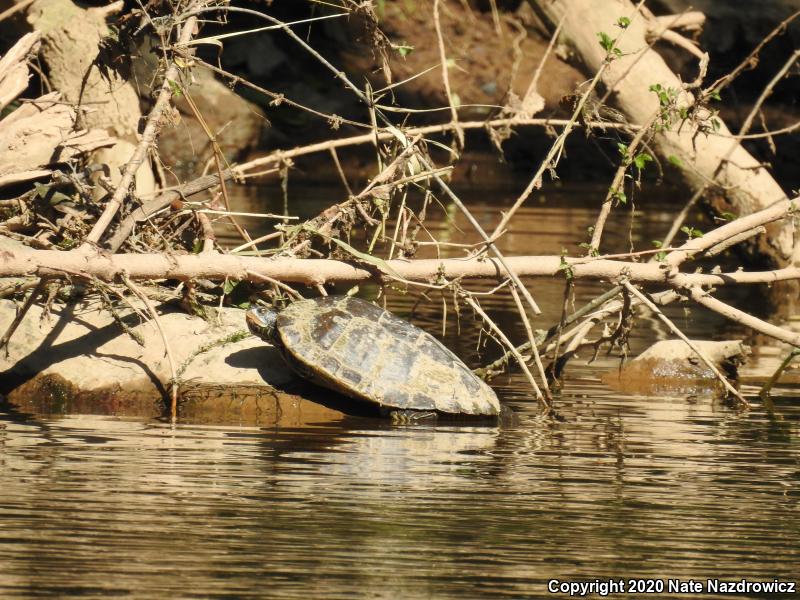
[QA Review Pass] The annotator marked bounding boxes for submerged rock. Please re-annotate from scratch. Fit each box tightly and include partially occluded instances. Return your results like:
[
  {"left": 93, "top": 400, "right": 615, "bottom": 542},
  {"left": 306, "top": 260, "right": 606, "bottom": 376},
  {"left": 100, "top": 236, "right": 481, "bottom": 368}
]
[{"left": 603, "top": 339, "right": 749, "bottom": 397}]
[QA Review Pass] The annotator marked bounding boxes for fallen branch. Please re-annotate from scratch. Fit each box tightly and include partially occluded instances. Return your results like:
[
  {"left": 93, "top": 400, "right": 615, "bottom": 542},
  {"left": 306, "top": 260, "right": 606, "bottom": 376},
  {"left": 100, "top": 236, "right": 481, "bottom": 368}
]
[
  {"left": 0, "top": 32, "right": 40, "bottom": 111},
  {"left": 688, "top": 287, "right": 800, "bottom": 347},
  {"left": 106, "top": 171, "right": 234, "bottom": 252},
  {"left": 5, "top": 247, "right": 800, "bottom": 288},
  {"left": 530, "top": 0, "right": 796, "bottom": 264}
]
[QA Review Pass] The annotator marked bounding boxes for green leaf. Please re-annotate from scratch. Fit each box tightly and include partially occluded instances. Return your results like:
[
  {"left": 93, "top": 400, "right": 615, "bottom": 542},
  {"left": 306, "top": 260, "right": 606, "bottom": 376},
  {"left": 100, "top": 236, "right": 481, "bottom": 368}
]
[
  {"left": 633, "top": 152, "right": 653, "bottom": 170},
  {"left": 558, "top": 254, "right": 574, "bottom": 280},
  {"left": 33, "top": 182, "right": 50, "bottom": 199},
  {"left": 617, "top": 16, "right": 631, "bottom": 28},
  {"left": 222, "top": 279, "right": 237, "bottom": 295},
  {"left": 393, "top": 43, "right": 414, "bottom": 57},
  {"left": 616, "top": 142, "right": 629, "bottom": 157},
  {"left": 613, "top": 189, "right": 627, "bottom": 205},
  {"left": 720, "top": 211, "right": 737, "bottom": 221},
  {"left": 652, "top": 240, "right": 663, "bottom": 248},
  {"left": 57, "top": 237, "right": 78, "bottom": 250},
  {"left": 668, "top": 155, "right": 682, "bottom": 167},
  {"left": 597, "top": 31, "right": 615, "bottom": 52},
  {"left": 649, "top": 83, "right": 676, "bottom": 107},
  {"left": 167, "top": 79, "right": 182, "bottom": 98},
  {"left": 681, "top": 225, "right": 703, "bottom": 239},
  {"left": 709, "top": 90, "right": 721, "bottom": 101}
]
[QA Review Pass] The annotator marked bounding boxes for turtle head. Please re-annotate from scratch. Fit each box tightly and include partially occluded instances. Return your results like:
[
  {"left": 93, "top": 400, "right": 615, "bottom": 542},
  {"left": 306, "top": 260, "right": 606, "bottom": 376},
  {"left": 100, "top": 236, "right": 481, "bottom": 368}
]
[{"left": 246, "top": 306, "right": 281, "bottom": 346}]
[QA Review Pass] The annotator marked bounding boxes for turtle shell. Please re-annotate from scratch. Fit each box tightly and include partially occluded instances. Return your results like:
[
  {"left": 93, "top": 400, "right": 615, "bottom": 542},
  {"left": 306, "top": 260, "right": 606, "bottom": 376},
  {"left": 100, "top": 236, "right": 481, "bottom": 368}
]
[{"left": 274, "top": 296, "right": 500, "bottom": 416}]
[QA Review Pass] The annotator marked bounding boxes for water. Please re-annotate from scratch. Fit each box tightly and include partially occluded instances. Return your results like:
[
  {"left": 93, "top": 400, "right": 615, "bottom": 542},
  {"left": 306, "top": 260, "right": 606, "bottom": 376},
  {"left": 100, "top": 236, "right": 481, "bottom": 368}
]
[
  {"left": 2, "top": 165, "right": 799, "bottom": 598},
  {"left": 1, "top": 397, "right": 798, "bottom": 598}
]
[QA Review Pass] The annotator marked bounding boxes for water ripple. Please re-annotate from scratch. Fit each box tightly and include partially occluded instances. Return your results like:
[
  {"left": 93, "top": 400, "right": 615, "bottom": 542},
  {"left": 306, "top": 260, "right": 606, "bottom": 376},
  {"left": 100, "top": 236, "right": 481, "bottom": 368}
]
[{"left": 1, "top": 393, "right": 798, "bottom": 599}]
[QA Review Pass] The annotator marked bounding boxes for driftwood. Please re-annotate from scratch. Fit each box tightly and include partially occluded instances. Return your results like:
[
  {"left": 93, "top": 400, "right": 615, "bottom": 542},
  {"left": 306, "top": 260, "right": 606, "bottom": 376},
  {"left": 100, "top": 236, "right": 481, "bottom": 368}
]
[
  {"left": 25, "top": 0, "right": 155, "bottom": 196},
  {"left": 0, "top": 32, "right": 39, "bottom": 111},
  {"left": 2, "top": 249, "right": 799, "bottom": 290},
  {"left": 0, "top": 93, "right": 115, "bottom": 186},
  {"left": 0, "top": 34, "right": 115, "bottom": 186},
  {"left": 528, "top": 0, "right": 797, "bottom": 265},
  {"left": 1, "top": 191, "right": 799, "bottom": 354}
]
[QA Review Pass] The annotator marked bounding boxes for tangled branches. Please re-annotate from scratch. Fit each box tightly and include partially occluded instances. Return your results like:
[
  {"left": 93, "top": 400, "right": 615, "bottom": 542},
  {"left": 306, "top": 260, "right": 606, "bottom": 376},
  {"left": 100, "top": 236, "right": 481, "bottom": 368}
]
[{"left": 1, "top": 0, "right": 799, "bottom": 415}]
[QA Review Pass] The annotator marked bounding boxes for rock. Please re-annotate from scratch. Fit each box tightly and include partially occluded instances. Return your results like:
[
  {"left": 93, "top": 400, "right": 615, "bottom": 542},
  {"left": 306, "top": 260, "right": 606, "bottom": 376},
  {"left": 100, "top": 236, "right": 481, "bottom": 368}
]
[
  {"left": 0, "top": 299, "right": 308, "bottom": 421},
  {"left": 151, "top": 66, "right": 270, "bottom": 177},
  {"left": 603, "top": 339, "right": 749, "bottom": 396},
  {"left": 125, "top": 34, "right": 270, "bottom": 178}
]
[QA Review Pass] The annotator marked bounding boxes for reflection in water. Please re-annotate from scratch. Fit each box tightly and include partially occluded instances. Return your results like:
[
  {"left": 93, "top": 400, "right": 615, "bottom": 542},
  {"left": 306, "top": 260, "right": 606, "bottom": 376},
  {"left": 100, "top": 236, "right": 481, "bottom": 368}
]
[{"left": 0, "top": 397, "right": 798, "bottom": 598}]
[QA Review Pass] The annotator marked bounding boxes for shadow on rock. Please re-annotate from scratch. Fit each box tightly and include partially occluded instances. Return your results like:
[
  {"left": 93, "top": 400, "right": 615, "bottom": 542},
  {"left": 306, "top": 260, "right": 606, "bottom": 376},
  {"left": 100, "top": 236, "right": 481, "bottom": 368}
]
[{"left": 226, "top": 346, "right": 382, "bottom": 419}]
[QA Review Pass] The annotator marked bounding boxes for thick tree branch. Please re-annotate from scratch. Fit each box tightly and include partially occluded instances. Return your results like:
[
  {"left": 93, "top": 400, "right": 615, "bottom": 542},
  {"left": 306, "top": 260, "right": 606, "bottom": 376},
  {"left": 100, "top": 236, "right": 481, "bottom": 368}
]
[{"left": 2, "top": 249, "right": 798, "bottom": 288}]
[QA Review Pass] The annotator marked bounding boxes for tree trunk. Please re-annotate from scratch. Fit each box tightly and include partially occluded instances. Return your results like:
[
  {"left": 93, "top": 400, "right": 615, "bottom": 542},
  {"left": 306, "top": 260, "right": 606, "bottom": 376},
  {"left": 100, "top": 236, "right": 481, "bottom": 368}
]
[
  {"left": 25, "top": 0, "right": 155, "bottom": 195},
  {"left": 528, "top": 0, "right": 796, "bottom": 266}
]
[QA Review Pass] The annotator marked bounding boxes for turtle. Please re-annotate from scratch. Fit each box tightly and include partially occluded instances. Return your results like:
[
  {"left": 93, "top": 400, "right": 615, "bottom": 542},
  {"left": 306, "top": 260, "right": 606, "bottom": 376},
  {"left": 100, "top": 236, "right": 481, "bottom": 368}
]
[{"left": 246, "top": 295, "right": 501, "bottom": 419}]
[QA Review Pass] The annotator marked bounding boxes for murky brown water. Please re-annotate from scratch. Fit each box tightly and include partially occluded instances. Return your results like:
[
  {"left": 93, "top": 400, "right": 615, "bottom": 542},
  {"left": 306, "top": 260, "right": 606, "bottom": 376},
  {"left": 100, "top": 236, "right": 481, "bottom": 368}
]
[
  {"left": 2, "top": 165, "right": 799, "bottom": 598},
  {"left": 1, "top": 396, "right": 798, "bottom": 598}
]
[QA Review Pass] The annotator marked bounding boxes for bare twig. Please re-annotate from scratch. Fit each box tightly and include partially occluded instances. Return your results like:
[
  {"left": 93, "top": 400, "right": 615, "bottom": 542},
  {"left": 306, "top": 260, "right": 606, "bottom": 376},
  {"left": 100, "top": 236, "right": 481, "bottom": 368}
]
[
  {"left": 196, "top": 212, "right": 215, "bottom": 254},
  {"left": 0, "top": 279, "right": 44, "bottom": 355},
  {"left": 759, "top": 348, "right": 800, "bottom": 398},
  {"left": 509, "top": 284, "right": 551, "bottom": 400},
  {"left": 433, "top": 0, "right": 464, "bottom": 148},
  {"left": 121, "top": 274, "right": 179, "bottom": 419},
  {"left": 589, "top": 107, "right": 660, "bottom": 253},
  {"left": 717, "top": 49, "right": 800, "bottom": 179},
  {"left": 245, "top": 270, "right": 303, "bottom": 300},
  {"left": 704, "top": 10, "right": 800, "bottom": 97},
  {"left": 179, "top": 85, "right": 254, "bottom": 246},
  {"left": 524, "top": 16, "right": 565, "bottom": 103},
  {"left": 463, "top": 294, "right": 548, "bottom": 408},
  {"left": 235, "top": 117, "right": 635, "bottom": 176},
  {"left": 82, "top": 14, "right": 200, "bottom": 248}
]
